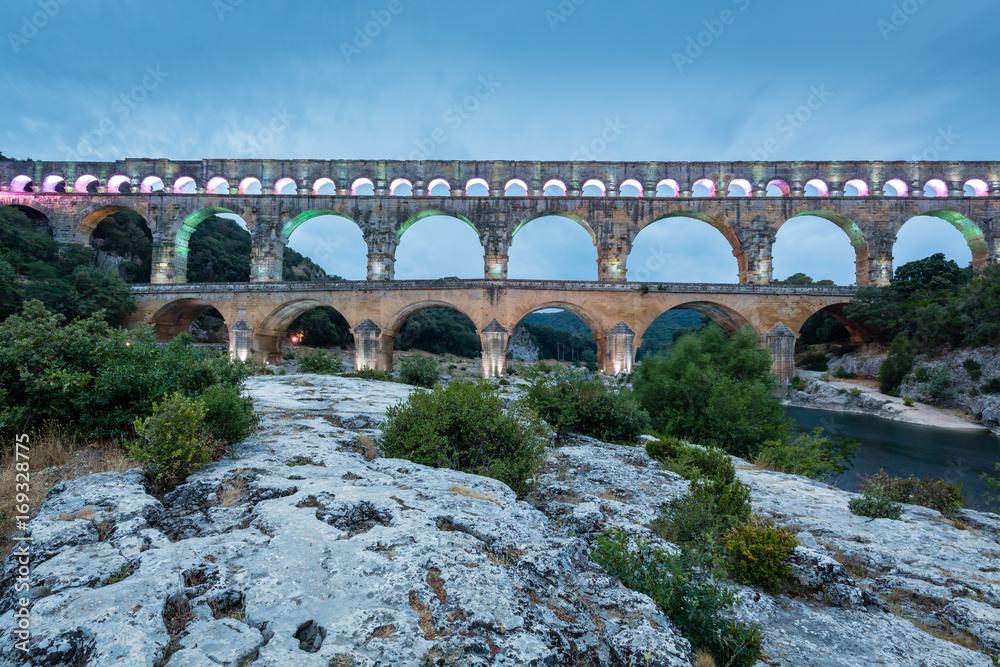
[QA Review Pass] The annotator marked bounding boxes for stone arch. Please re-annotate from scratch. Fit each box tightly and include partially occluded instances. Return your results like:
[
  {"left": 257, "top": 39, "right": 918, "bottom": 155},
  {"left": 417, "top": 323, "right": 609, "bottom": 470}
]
[
  {"left": 79, "top": 204, "right": 152, "bottom": 242},
  {"left": 396, "top": 208, "right": 478, "bottom": 240},
  {"left": 781, "top": 210, "right": 870, "bottom": 285},
  {"left": 280, "top": 209, "right": 361, "bottom": 246},
  {"left": 107, "top": 175, "right": 132, "bottom": 194},
  {"left": 634, "top": 211, "right": 746, "bottom": 279},
  {"left": 511, "top": 210, "right": 597, "bottom": 244},
  {"left": 791, "top": 302, "right": 874, "bottom": 346},
  {"left": 380, "top": 300, "right": 484, "bottom": 371},
  {"left": 640, "top": 301, "right": 753, "bottom": 339},
  {"left": 255, "top": 298, "right": 357, "bottom": 361},
  {"left": 506, "top": 300, "right": 612, "bottom": 373},
  {"left": 148, "top": 298, "right": 230, "bottom": 342},
  {"left": 895, "top": 210, "right": 990, "bottom": 269}
]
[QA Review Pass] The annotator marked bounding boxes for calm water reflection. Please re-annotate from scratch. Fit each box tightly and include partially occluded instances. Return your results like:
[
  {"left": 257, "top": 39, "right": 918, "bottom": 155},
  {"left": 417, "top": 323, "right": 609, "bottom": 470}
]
[{"left": 785, "top": 406, "right": 1000, "bottom": 510}]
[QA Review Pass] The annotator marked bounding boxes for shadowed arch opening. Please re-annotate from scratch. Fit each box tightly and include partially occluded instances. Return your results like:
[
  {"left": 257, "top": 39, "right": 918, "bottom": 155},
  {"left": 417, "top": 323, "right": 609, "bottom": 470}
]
[
  {"left": 150, "top": 299, "right": 229, "bottom": 344},
  {"left": 392, "top": 305, "right": 483, "bottom": 360},
  {"left": 281, "top": 210, "right": 367, "bottom": 281},
  {"left": 10, "top": 175, "right": 33, "bottom": 192},
  {"left": 141, "top": 176, "right": 164, "bottom": 193},
  {"left": 107, "top": 175, "right": 132, "bottom": 194},
  {"left": 2, "top": 204, "right": 49, "bottom": 228},
  {"left": 395, "top": 210, "right": 482, "bottom": 279},
  {"left": 89, "top": 208, "right": 153, "bottom": 283},
  {"left": 43, "top": 175, "right": 66, "bottom": 193},
  {"left": 629, "top": 212, "right": 743, "bottom": 283},
  {"left": 793, "top": 303, "right": 871, "bottom": 349},
  {"left": 655, "top": 302, "right": 752, "bottom": 339},
  {"left": 509, "top": 213, "right": 598, "bottom": 280},
  {"left": 894, "top": 211, "right": 984, "bottom": 268},
  {"left": 258, "top": 300, "right": 355, "bottom": 359},
  {"left": 507, "top": 307, "right": 600, "bottom": 369},
  {"left": 176, "top": 208, "right": 251, "bottom": 283},
  {"left": 74, "top": 174, "right": 100, "bottom": 194}
]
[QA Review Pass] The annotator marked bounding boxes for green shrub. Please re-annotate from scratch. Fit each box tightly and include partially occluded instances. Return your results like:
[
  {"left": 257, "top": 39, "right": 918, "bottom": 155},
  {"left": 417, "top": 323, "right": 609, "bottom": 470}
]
[
  {"left": 924, "top": 366, "right": 951, "bottom": 400},
  {"left": 846, "top": 387, "right": 862, "bottom": 398},
  {"left": 197, "top": 383, "right": 258, "bottom": 447},
  {"left": 646, "top": 437, "right": 736, "bottom": 486},
  {"left": 754, "top": 428, "right": 858, "bottom": 481},
  {"left": 343, "top": 368, "right": 396, "bottom": 382},
  {"left": 379, "top": 380, "right": 547, "bottom": 497},
  {"left": 801, "top": 351, "right": 828, "bottom": 372},
  {"left": 130, "top": 392, "right": 212, "bottom": 491},
  {"left": 592, "top": 529, "right": 762, "bottom": 667},
  {"left": 903, "top": 396, "right": 914, "bottom": 406},
  {"left": 654, "top": 478, "right": 752, "bottom": 553},
  {"left": 523, "top": 370, "right": 649, "bottom": 443},
  {"left": 858, "top": 470, "right": 963, "bottom": 516},
  {"left": 790, "top": 375, "right": 806, "bottom": 391},
  {"left": 982, "top": 378, "right": 1000, "bottom": 394},
  {"left": 848, "top": 494, "right": 903, "bottom": 520},
  {"left": 878, "top": 337, "right": 916, "bottom": 396},
  {"left": 297, "top": 347, "right": 345, "bottom": 374},
  {"left": 963, "top": 358, "right": 982, "bottom": 382},
  {"left": 832, "top": 367, "right": 856, "bottom": 379},
  {"left": 723, "top": 523, "right": 797, "bottom": 592},
  {"left": 398, "top": 354, "right": 440, "bottom": 388}
]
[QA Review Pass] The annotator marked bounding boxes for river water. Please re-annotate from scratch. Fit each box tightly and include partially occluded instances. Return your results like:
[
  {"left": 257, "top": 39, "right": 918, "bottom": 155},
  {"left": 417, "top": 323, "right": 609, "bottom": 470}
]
[{"left": 785, "top": 406, "right": 1000, "bottom": 510}]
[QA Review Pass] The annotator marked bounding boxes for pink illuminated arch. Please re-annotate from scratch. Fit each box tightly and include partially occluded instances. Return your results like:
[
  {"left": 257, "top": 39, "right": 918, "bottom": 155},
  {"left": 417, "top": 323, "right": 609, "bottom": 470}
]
[
  {"left": 238, "top": 177, "right": 261, "bottom": 195},
  {"left": 619, "top": 179, "right": 643, "bottom": 197},
  {"left": 655, "top": 179, "right": 679, "bottom": 197},
  {"left": 924, "top": 179, "right": 948, "bottom": 197},
  {"left": 883, "top": 179, "right": 908, "bottom": 197},
  {"left": 692, "top": 178, "right": 716, "bottom": 197},
  {"left": 390, "top": 178, "right": 413, "bottom": 196},
  {"left": 581, "top": 179, "right": 606, "bottom": 196},
  {"left": 351, "top": 177, "right": 374, "bottom": 195},
  {"left": 965, "top": 178, "right": 989, "bottom": 197},
  {"left": 43, "top": 175, "right": 66, "bottom": 193},
  {"left": 274, "top": 177, "right": 297, "bottom": 195},
  {"left": 728, "top": 179, "right": 752, "bottom": 197},
  {"left": 206, "top": 176, "right": 229, "bottom": 194},
  {"left": 766, "top": 179, "right": 790, "bottom": 197},
  {"left": 805, "top": 179, "right": 829, "bottom": 196},
  {"left": 10, "top": 175, "right": 33, "bottom": 192},
  {"left": 141, "top": 176, "right": 164, "bottom": 193},
  {"left": 504, "top": 179, "right": 528, "bottom": 196},
  {"left": 313, "top": 177, "right": 336, "bottom": 195},
  {"left": 73, "top": 174, "right": 99, "bottom": 193},
  {"left": 427, "top": 178, "right": 451, "bottom": 196},
  {"left": 543, "top": 179, "right": 567, "bottom": 196},
  {"left": 107, "top": 175, "right": 131, "bottom": 194},
  {"left": 844, "top": 179, "right": 869, "bottom": 197},
  {"left": 173, "top": 176, "right": 197, "bottom": 194},
  {"left": 465, "top": 178, "right": 490, "bottom": 196}
]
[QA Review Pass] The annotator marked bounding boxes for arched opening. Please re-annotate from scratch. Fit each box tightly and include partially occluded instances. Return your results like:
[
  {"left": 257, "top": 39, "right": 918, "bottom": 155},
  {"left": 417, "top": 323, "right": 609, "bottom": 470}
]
[
  {"left": 924, "top": 179, "right": 948, "bottom": 197},
  {"left": 636, "top": 308, "right": 718, "bottom": 361},
  {"left": 508, "top": 213, "right": 597, "bottom": 280},
  {"left": 543, "top": 179, "right": 567, "bottom": 197},
  {"left": 656, "top": 179, "right": 679, "bottom": 197},
  {"left": 766, "top": 180, "right": 790, "bottom": 197},
  {"left": 619, "top": 179, "right": 642, "bottom": 197},
  {"left": 281, "top": 210, "right": 367, "bottom": 281},
  {"left": 774, "top": 213, "right": 863, "bottom": 286},
  {"left": 10, "top": 175, "right": 33, "bottom": 193},
  {"left": 287, "top": 305, "right": 354, "bottom": 351},
  {"left": 465, "top": 178, "right": 490, "bottom": 197},
  {"left": 629, "top": 213, "right": 742, "bottom": 283},
  {"left": 692, "top": 178, "right": 715, "bottom": 197},
  {"left": 43, "top": 175, "right": 66, "bottom": 193},
  {"left": 427, "top": 178, "right": 451, "bottom": 196},
  {"left": 508, "top": 307, "right": 599, "bottom": 371},
  {"left": 965, "top": 179, "right": 989, "bottom": 197},
  {"left": 728, "top": 179, "right": 752, "bottom": 197},
  {"left": 893, "top": 212, "right": 982, "bottom": 269},
  {"left": 394, "top": 305, "right": 482, "bottom": 360},
  {"left": 313, "top": 178, "right": 336, "bottom": 195},
  {"left": 239, "top": 177, "right": 262, "bottom": 195},
  {"left": 883, "top": 179, "right": 908, "bottom": 197},
  {"left": 150, "top": 299, "right": 229, "bottom": 344},
  {"left": 395, "top": 211, "right": 483, "bottom": 279},
  {"left": 390, "top": 178, "right": 413, "bottom": 196},
  {"left": 504, "top": 179, "right": 528, "bottom": 196},
  {"left": 792, "top": 304, "right": 873, "bottom": 372},
  {"left": 352, "top": 177, "right": 375, "bottom": 196},
  {"left": 581, "top": 179, "right": 606, "bottom": 197},
  {"left": 107, "top": 175, "right": 132, "bottom": 194},
  {"left": 778, "top": 211, "right": 867, "bottom": 285},
  {"left": 177, "top": 208, "right": 251, "bottom": 283},
  {"left": 84, "top": 207, "right": 153, "bottom": 283},
  {"left": 206, "top": 177, "right": 229, "bottom": 194},
  {"left": 141, "top": 176, "right": 164, "bottom": 193},
  {"left": 844, "top": 179, "right": 869, "bottom": 197},
  {"left": 805, "top": 179, "right": 828, "bottom": 197},
  {"left": 274, "top": 178, "right": 297, "bottom": 195},
  {"left": 73, "top": 175, "right": 100, "bottom": 194},
  {"left": 173, "top": 176, "right": 197, "bottom": 194}
]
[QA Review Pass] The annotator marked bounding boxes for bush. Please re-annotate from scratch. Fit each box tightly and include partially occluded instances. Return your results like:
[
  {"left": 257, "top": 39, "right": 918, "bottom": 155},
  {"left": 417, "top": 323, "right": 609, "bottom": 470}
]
[
  {"left": 379, "top": 380, "right": 547, "bottom": 497},
  {"left": 130, "top": 392, "right": 212, "bottom": 491},
  {"left": 848, "top": 494, "right": 903, "bottom": 520},
  {"left": 197, "top": 383, "right": 258, "bottom": 447},
  {"left": 297, "top": 347, "right": 345, "bottom": 374},
  {"left": 343, "top": 368, "right": 395, "bottom": 382},
  {"left": 858, "top": 470, "right": 963, "bottom": 516},
  {"left": 646, "top": 437, "right": 736, "bottom": 486},
  {"left": 654, "top": 477, "right": 752, "bottom": 553},
  {"left": 523, "top": 370, "right": 649, "bottom": 443},
  {"left": 982, "top": 378, "right": 1000, "bottom": 395},
  {"left": 832, "top": 367, "right": 855, "bottom": 379},
  {"left": 398, "top": 354, "right": 440, "bottom": 388},
  {"left": 754, "top": 428, "right": 858, "bottom": 481},
  {"left": 723, "top": 523, "right": 797, "bottom": 592},
  {"left": 592, "top": 529, "right": 762, "bottom": 667},
  {"left": 903, "top": 396, "right": 914, "bottom": 407},
  {"left": 800, "top": 351, "right": 828, "bottom": 372},
  {"left": 924, "top": 366, "right": 951, "bottom": 400},
  {"left": 878, "top": 337, "right": 916, "bottom": 396}
]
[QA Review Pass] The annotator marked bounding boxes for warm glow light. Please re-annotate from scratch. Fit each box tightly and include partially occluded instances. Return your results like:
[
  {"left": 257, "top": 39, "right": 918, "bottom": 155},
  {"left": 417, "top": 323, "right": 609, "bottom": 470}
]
[
  {"left": 351, "top": 177, "right": 374, "bottom": 195},
  {"left": 141, "top": 175, "right": 165, "bottom": 193},
  {"left": 619, "top": 179, "right": 643, "bottom": 197},
  {"left": 767, "top": 179, "right": 791, "bottom": 197}
]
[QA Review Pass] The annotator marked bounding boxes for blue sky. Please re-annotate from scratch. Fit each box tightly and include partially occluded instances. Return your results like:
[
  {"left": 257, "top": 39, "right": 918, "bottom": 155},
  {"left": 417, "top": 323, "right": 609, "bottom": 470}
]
[{"left": 1, "top": 0, "right": 996, "bottom": 284}]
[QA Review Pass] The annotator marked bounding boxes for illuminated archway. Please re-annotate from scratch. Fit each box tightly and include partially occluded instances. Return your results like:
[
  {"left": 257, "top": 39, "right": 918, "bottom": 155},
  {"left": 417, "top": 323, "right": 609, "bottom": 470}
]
[
  {"left": 894, "top": 211, "right": 984, "bottom": 268},
  {"left": 395, "top": 210, "right": 482, "bottom": 279},
  {"left": 630, "top": 212, "right": 743, "bottom": 283},
  {"left": 777, "top": 211, "right": 869, "bottom": 285},
  {"left": 281, "top": 210, "right": 367, "bottom": 280}
]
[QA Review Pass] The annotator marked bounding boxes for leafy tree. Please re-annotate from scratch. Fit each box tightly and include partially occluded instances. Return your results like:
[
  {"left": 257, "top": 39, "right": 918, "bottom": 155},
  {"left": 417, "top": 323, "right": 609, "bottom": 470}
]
[
  {"left": 775, "top": 272, "right": 835, "bottom": 286},
  {"left": 632, "top": 325, "right": 788, "bottom": 458},
  {"left": 90, "top": 210, "right": 153, "bottom": 283}
]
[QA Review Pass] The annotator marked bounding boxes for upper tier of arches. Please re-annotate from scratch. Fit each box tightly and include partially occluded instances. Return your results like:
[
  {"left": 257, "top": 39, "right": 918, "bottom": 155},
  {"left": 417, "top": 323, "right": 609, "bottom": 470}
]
[{"left": 4, "top": 160, "right": 1000, "bottom": 200}]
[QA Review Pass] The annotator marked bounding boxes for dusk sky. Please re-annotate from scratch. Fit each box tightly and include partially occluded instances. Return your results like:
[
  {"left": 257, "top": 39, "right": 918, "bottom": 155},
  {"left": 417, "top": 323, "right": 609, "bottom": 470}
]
[{"left": 2, "top": 0, "right": 996, "bottom": 284}]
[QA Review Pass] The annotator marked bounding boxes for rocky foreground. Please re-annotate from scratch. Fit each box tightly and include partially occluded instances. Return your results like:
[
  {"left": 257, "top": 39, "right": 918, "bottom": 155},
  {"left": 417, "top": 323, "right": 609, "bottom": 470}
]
[{"left": 4, "top": 375, "right": 1000, "bottom": 666}]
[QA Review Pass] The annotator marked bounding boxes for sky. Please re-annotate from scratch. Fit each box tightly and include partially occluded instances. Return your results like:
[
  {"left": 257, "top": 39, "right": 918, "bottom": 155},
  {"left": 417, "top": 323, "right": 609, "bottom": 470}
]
[{"left": 1, "top": 0, "right": 997, "bottom": 285}]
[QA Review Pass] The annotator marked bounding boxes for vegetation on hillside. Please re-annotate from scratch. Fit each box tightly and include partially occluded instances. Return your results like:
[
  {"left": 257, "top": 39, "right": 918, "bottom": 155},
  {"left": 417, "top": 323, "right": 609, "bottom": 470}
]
[
  {"left": 394, "top": 307, "right": 482, "bottom": 357},
  {"left": 90, "top": 210, "right": 153, "bottom": 283}
]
